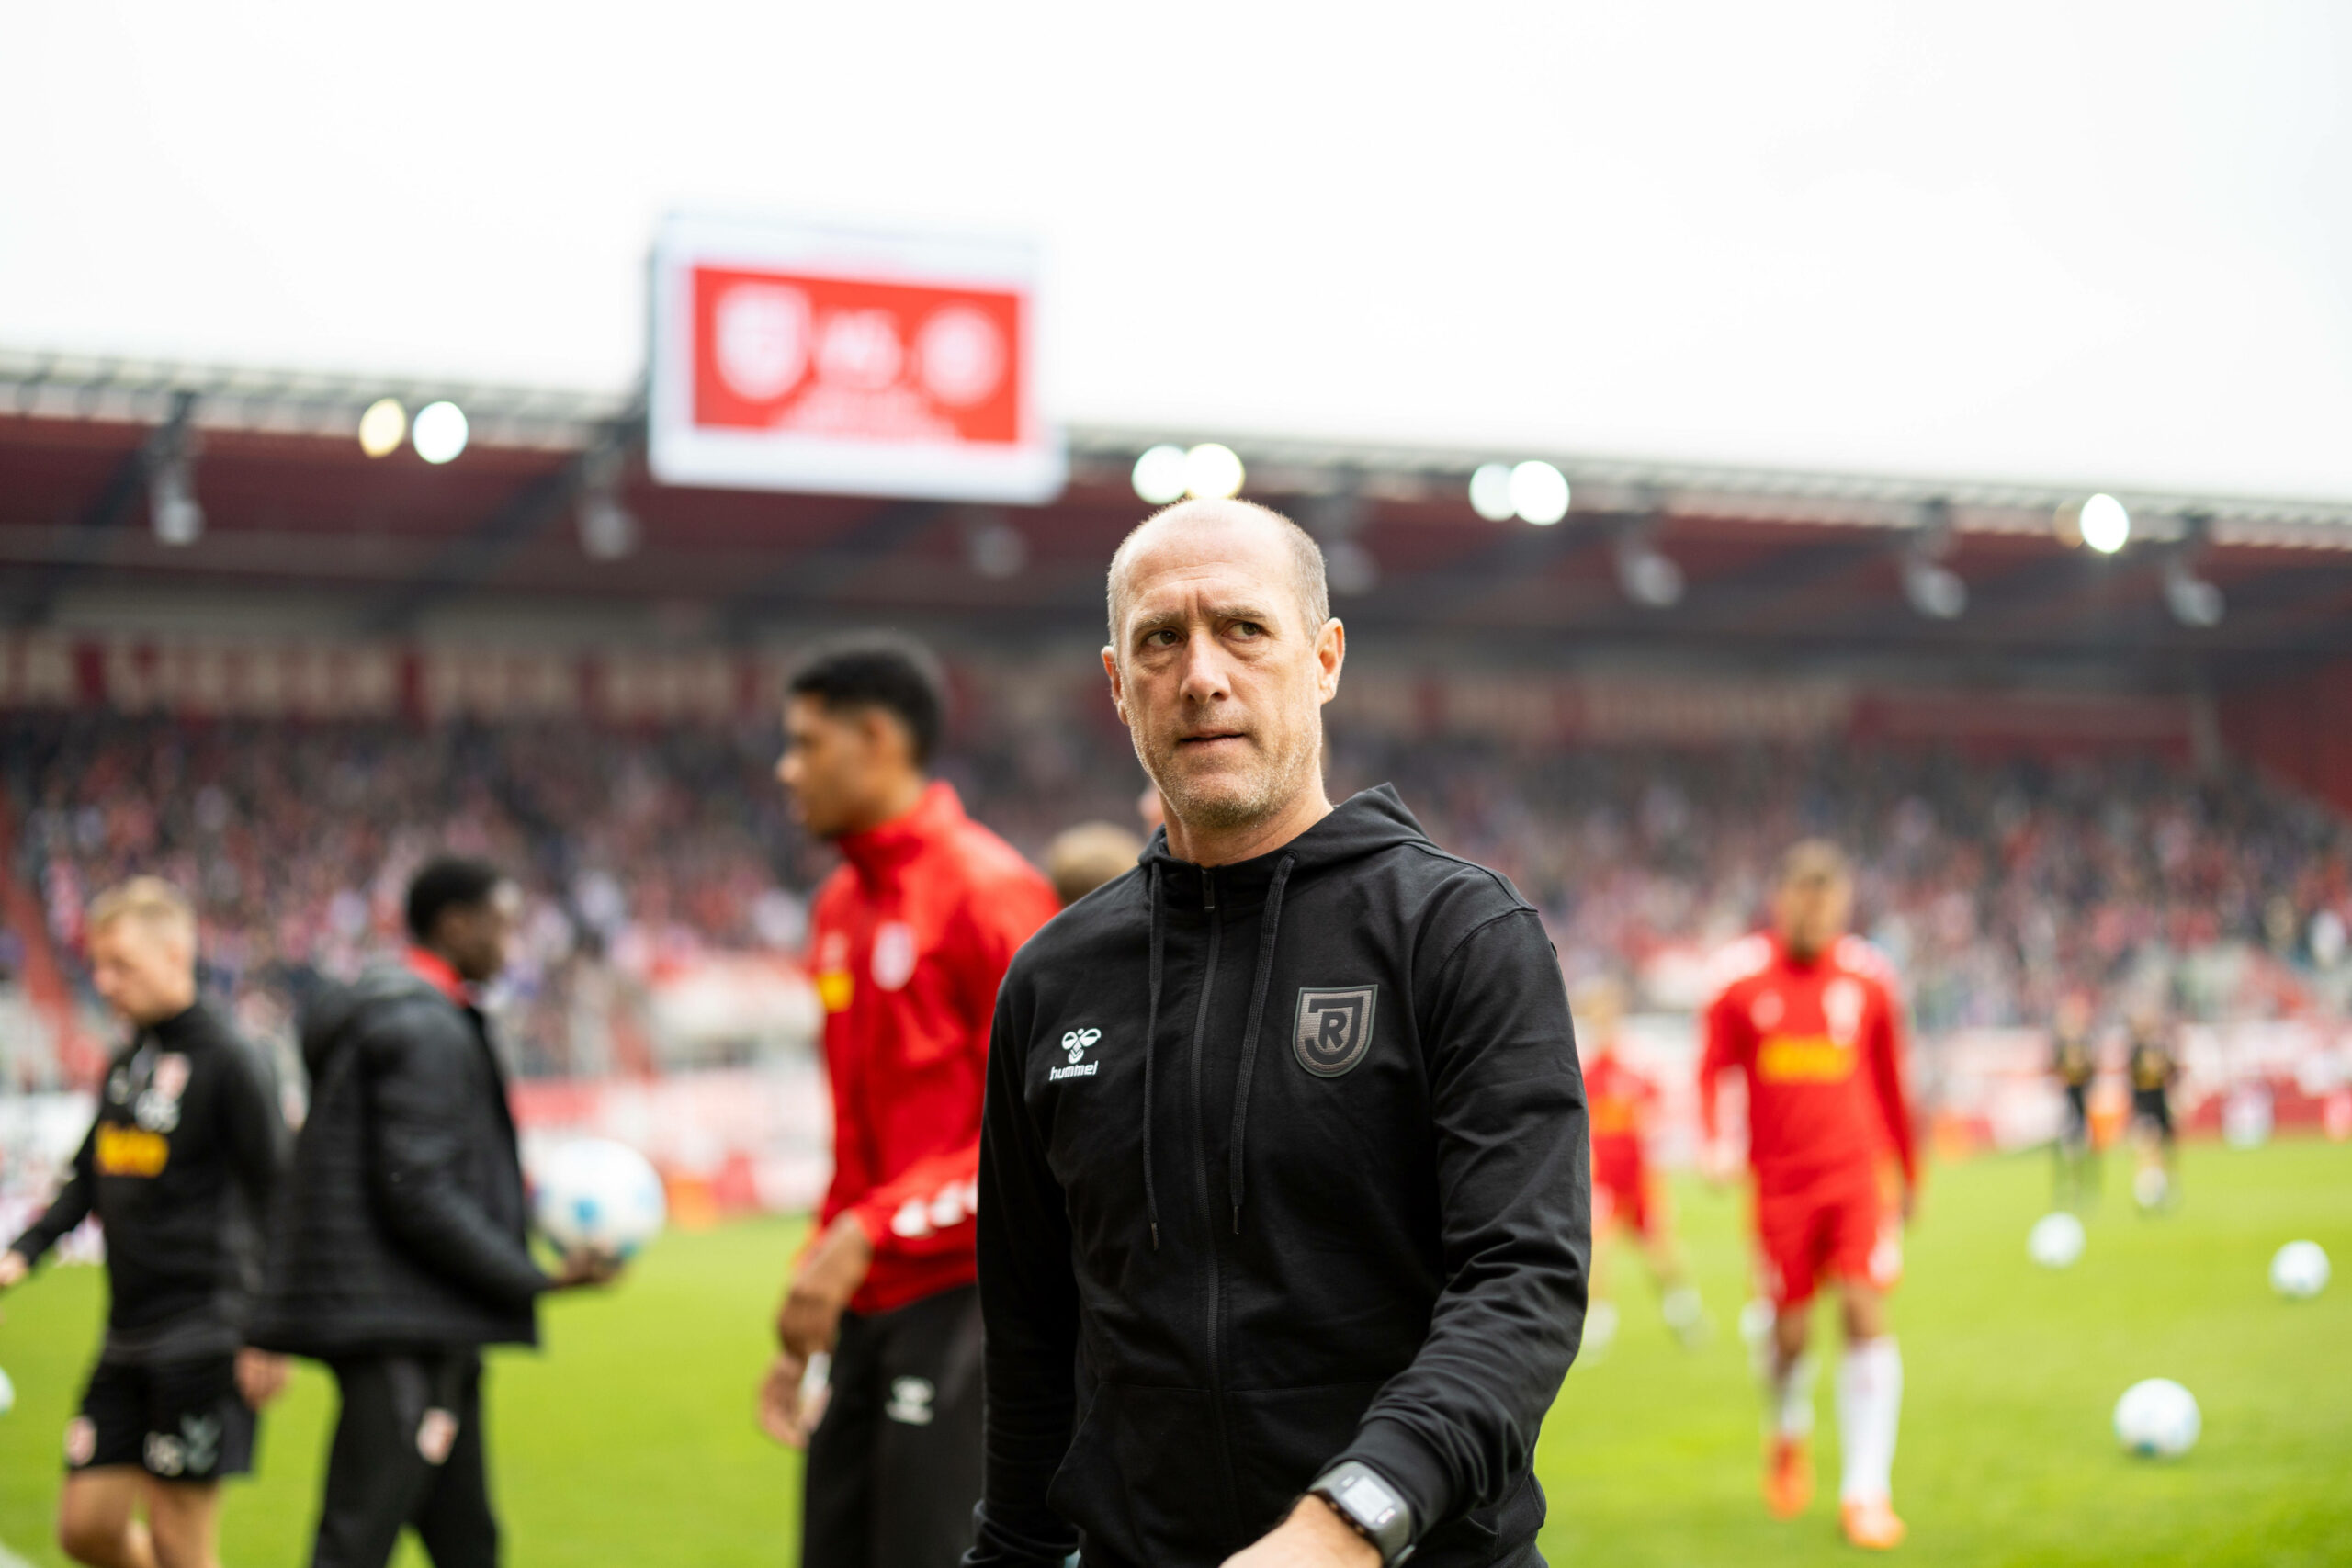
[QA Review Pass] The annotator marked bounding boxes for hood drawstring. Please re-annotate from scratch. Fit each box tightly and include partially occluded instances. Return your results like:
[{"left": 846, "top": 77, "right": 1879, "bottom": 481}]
[
  {"left": 1141, "top": 861, "right": 1164, "bottom": 1250},
  {"left": 1226, "top": 853, "right": 1295, "bottom": 1235}
]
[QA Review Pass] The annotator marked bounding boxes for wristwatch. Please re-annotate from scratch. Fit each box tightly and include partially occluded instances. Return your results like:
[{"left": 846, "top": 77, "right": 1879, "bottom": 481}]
[{"left": 1306, "top": 1461, "right": 1415, "bottom": 1566}]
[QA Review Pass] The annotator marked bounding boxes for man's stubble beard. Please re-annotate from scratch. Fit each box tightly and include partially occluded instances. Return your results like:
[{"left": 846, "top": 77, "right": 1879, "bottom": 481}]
[{"left": 1136, "top": 703, "right": 1323, "bottom": 838}]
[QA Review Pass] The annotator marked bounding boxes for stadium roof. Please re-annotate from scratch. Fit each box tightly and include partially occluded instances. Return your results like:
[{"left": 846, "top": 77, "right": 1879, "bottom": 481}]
[{"left": 6, "top": 347, "right": 2351, "bottom": 682}]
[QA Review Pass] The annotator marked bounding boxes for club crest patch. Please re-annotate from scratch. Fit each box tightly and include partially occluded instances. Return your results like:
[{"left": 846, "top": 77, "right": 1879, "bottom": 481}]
[
  {"left": 1293, "top": 986, "right": 1378, "bottom": 1078},
  {"left": 871, "top": 921, "right": 918, "bottom": 992},
  {"left": 152, "top": 1053, "right": 191, "bottom": 1102}
]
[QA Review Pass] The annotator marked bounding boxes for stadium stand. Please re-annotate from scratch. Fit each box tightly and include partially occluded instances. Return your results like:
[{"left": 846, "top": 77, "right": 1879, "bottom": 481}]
[{"left": 6, "top": 680, "right": 2348, "bottom": 1089}]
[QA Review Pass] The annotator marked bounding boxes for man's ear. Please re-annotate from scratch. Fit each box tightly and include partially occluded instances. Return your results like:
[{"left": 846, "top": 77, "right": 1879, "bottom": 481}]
[
  {"left": 1315, "top": 618, "right": 1346, "bottom": 705},
  {"left": 856, "top": 705, "right": 909, "bottom": 767},
  {"left": 1102, "top": 647, "right": 1129, "bottom": 725}
]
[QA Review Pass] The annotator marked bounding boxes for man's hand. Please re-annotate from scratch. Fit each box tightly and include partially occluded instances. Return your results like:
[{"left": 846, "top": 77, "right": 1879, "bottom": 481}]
[
  {"left": 235, "top": 1348, "right": 289, "bottom": 1409},
  {"left": 547, "top": 1249, "right": 626, "bottom": 1291},
  {"left": 775, "top": 1215, "right": 874, "bottom": 1359},
  {"left": 0, "top": 1249, "right": 27, "bottom": 1290},
  {"left": 1222, "top": 1496, "right": 1381, "bottom": 1568},
  {"left": 757, "top": 1350, "right": 832, "bottom": 1449}
]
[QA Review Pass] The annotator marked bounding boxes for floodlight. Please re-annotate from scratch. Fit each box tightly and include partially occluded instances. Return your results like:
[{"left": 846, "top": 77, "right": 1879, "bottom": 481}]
[
  {"left": 1614, "top": 525, "right": 1684, "bottom": 606},
  {"left": 1509, "top": 460, "right": 1570, "bottom": 525},
  {"left": 1902, "top": 501, "right": 1965, "bottom": 619},
  {"left": 1622, "top": 549, "right": 1683, "bottom": 607},
  {"left": 149, "top": 455, "right": 203, "bottom": 546},
  {"left": 2079, "top": 492, "right": 2130, "bottom": 554},
  {"left": 1468, "top": 463, "right": 1517, "bottom": 522},
  {"left": 1902, "top": 558, "right": 1967, "bottom": 619},
  {"left": 2163, "top": 554, "right": 2223, "bottom": 627},
  {"left": 1183, "top": 443, "right": 1245, "bottom": 500},
  {"left": 358, "top": 398, "right": 407, "bottom": 457},
  {"left": 577, "top": 442, "right": 639, "bottom": 559},
  {"left": 413, "top": 401, "right": 469, "bottom": 465},
  {"left": 1132, "top": 445, "right": 1189, "bottom": 504},
  {"left": 579, "top": 489, "right": 639, "bottom": 560}
]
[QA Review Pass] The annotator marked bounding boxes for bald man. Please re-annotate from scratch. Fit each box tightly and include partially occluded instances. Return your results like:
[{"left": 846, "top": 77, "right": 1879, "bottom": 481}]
[
  {"left": 3, "top": 878, "right": 288, "bottom": 1568},
  {"left": 969, "top": 500, "right": 1589, "bottom": 1568}
]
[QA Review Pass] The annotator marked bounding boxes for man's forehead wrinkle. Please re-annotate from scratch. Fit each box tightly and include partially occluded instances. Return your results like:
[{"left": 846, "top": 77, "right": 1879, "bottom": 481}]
[
  {"left": 1121, "top": 561, "right": 1287, "bottom": 630},
  {"left": 1124, "top": 590, "right": 1286, "bottom": 635}
]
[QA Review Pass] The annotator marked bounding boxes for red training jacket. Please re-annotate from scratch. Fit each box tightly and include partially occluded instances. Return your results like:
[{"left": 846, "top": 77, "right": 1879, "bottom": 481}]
[
  {"left": 1580, "top": 1045, "right": 1657, "bottom": 1193},
  {"left": 810, "top": 781, "right": 1060, "bottom": 1314},
  {"left": 1697, "top": 931, "right": 1918, "bottom": 1195}
]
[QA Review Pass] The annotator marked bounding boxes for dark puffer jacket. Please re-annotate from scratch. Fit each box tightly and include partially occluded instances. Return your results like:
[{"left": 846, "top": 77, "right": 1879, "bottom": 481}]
[{"left": 252, "top": 960, "right": 547, "bottom": 1356}]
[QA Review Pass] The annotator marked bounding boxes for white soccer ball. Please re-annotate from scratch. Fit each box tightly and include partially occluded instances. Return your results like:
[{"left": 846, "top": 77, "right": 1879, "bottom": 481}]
[
  {"left": 0, "top": 1364, "right": 13, "bottom": 1416},
  {"left": 531, "top": 1138, "right": 667, "bottom": 1260},
  {"left": 2270, "top": 1240, "right": 2330, "bottom": 1301},
  {"left": 2029, "top": 1212, "right": 2086, "bottom": 1269},
  {"left": 2113, "top": 1378, "right": 2200, "bottom": 1459}
]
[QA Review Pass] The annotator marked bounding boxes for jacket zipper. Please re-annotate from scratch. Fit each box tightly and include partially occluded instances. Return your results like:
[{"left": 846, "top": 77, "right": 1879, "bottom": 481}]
[{"left": 1188, "top": 868, "right": 1242, "bottom": 1537}]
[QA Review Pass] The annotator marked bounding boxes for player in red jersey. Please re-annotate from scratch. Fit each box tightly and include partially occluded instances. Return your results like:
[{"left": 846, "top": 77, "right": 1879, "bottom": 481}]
[
  {"left": 755, "top": 637, "right": 1061, "bottom": 1568},
  {"left": 1700, "top": 841, "right": 1918, "bottom": 1551},
  {"left": 1573, "top": 977, "right": 1704, "bottom": 1358}
]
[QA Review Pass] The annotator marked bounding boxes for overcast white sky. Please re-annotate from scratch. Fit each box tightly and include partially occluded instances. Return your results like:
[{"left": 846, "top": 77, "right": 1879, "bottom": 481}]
[{"left": 6, "top": 2, "right": 2349, "bottom": 496}]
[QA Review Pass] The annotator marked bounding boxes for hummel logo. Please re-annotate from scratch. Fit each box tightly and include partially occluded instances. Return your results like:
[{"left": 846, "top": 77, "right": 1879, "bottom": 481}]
[
  {"left": 1049, "top": 1027, "right": 1102, "bottom": 1082},
  {"left": 886, "top": 1376, "right": 936, "bottom": 1425}
]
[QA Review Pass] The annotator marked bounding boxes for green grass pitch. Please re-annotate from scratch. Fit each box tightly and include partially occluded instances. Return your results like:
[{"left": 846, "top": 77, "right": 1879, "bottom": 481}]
[{"left": 2, "top": 1139, "right": 2346, "bottom": 1565}]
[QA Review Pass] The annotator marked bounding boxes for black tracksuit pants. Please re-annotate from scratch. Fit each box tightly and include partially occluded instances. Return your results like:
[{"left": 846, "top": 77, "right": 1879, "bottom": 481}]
[
  {"left": 804, "top": 1283, "right": 985, "bottom": 1568},
  {"left": 311, "top": 1352, "right": 495, "bottom": 1568}
]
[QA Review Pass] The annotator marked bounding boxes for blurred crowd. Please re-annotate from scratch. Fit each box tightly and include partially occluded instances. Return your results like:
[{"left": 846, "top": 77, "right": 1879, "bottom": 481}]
[
  {"left": 5, "top": 702, "right": 2349, "bottom": 1088},
  {"left": 3, "top": 716, "right": 808, "bottom": 1084},
  {"left": 1329, "top": 737, "right": 2352, "bottom": 1032}
]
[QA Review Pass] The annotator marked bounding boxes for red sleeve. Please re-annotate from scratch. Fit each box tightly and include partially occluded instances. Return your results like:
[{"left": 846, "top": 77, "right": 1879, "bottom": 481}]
[
  {"left": 848, "top": 1144, "right": 983, "bottom": 1257},
  {"left": 1697, "top": 984, "right": 1745, "bottom": 1145},
  {"left": 847, "top": 869, "right": 1058, "bottom": 1258},
  {"left": 1867, "top": 981, "right": 1919, "bottom": 1189},
  {"left": 810, "top": 890, "right": 871, "bottom": 1235}
]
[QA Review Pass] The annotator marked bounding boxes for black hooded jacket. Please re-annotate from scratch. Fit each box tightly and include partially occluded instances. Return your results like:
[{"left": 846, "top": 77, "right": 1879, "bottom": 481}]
[
  {"left": 969, "top": 787, "right": 1589, "bottom": 1568},
  {"left": 251, "top": 959, "right": 547, "bottom": 1356}
]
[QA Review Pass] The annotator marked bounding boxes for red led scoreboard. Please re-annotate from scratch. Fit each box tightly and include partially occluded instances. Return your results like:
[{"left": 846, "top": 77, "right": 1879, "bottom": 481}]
[{"left": 649, "top": 214, "right": 1065, "bottom": 503}]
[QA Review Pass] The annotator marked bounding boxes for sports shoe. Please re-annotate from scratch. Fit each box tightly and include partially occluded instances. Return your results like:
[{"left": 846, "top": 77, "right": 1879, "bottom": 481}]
[
  {"left": 1840, "top": 1496, "right": 1906, "bottom": 1550},
  {"left": 1763, "top": 1435, "right": 1814, "bottom": 1518}
]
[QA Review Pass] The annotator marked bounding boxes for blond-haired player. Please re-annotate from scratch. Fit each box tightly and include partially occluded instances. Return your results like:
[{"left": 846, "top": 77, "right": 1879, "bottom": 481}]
[{"left": 2, "top": 879, "right": 288, "bottom": 1568}]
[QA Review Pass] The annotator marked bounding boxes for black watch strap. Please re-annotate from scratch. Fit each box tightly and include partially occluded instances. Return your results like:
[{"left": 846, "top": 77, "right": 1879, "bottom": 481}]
[{"left": 1306, "top": 1460, "right": 1415, "bottom": 1566}]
